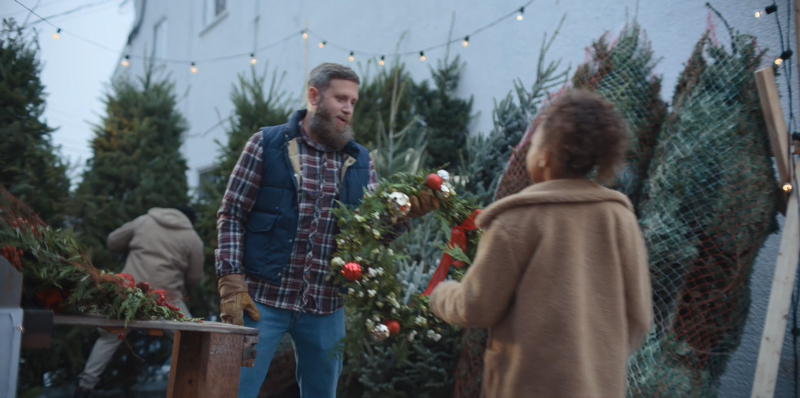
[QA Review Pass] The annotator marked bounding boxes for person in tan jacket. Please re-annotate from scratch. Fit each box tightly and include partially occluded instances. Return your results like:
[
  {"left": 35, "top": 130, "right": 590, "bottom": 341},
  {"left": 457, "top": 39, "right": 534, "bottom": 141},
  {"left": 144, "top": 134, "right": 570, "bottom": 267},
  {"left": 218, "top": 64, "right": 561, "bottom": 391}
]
[
  {"left": 74, "top": 207, "right": 204, "bottom": 398},
  {"left": 430, "top": 90, "right": 653, "bottom": 398}
]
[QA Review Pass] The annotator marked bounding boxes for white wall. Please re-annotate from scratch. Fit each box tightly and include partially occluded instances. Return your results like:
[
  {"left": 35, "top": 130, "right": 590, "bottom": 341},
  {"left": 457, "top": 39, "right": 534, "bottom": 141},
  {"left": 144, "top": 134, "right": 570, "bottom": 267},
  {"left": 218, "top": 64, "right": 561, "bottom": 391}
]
[{"left": 117, "top": 1, "right": 798, "bottom": 396}]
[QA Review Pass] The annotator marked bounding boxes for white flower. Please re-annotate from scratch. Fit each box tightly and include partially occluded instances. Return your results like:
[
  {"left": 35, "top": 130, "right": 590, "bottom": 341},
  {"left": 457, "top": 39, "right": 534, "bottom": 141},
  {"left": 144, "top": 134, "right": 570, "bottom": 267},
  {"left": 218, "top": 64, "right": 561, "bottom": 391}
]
[
  {"left": 332, "top": 257, "right": 345, "bottom": 267},
  {"left": 355, "top": 215, "right": 366, "bottom": 223},
  {"left": 388, "top": 249, "right": 394, "bottom": 256},
  {"left": 367, "top": 289, "right": 377, "bottom": 297},
  {"left": 391, "top": 308, "right": 397, "bottom": 314},
  {"left": 426, "top": 330, "right": 442, "bottom": 341},
  {"left": 372, "top": 212, "right": 380, "bottom": 220},
  {"left": 368, "top": 267, "right": 380, "bottom": 277},
  {"left": 407, "top": 333, "right": 416, "bottom": 342},
  {"left": 437, "top": 169, "right": 451, "bottom": 182},
  {"left": 357, "top": 291, "right": 364, "bottom": 298},
  {"left": 377, "top": 268, "right": 385, "bottom": 276},
  {"left": 376, "top": 302, "right": 384, "bottom": 308},
  {"left": 388, "top": 297, "right": 400, "bottom": 308},
  {"left": 372, "top": 315, "right": 381, "bottom": 322},
  {"left": 372, "top": 229, "right": 381, "bottom": 239},
  {"left": 347, "top": 288, "right": 355, "bottom": 296},
  {"left": 337, "top": 239, "right": 346, "bottom": 246},
  {"left": 415, "top": 316, "right": 428, "bottom": 327},
  {"left": 372, "top": 248, "right": 381, "bottom": 255},
  {"left": 356, "top": 256, "right": 364, "bottom": 262}
]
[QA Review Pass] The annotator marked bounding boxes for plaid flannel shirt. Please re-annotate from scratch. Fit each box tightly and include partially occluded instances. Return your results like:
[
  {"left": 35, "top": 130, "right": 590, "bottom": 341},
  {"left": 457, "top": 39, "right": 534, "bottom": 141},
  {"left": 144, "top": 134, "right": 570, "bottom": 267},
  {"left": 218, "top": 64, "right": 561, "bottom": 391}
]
[{"left": 215, "top": 125, "right": 380, "bottom": 315}]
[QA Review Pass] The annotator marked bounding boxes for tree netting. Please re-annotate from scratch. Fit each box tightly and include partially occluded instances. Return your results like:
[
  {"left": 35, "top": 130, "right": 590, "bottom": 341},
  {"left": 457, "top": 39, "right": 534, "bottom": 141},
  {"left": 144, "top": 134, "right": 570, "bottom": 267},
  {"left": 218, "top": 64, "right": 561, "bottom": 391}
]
[{"left": 453, "top": 15, "right": 779, "bottom": 398}]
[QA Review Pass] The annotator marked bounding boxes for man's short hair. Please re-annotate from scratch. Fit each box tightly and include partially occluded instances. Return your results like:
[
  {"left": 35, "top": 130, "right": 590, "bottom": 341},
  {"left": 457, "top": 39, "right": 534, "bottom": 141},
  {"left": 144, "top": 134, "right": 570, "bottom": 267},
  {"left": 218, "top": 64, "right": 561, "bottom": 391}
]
[
  {"left": 308, "top": 63, "right": 360, "bottom": 93},
  {"left": 174, "top": 205, "right": 197, "bottom": 225}
]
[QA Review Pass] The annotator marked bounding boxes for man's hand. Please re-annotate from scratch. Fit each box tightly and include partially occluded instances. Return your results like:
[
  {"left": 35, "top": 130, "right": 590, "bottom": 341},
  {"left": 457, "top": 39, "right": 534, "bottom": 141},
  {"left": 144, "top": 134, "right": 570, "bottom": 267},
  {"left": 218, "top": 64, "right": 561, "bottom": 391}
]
[
  {"left": 407, "top": 190, "right": 440, "bottom": 218},
  {"left": 218, "top": 274, "right": 260, "bottom": 326}
]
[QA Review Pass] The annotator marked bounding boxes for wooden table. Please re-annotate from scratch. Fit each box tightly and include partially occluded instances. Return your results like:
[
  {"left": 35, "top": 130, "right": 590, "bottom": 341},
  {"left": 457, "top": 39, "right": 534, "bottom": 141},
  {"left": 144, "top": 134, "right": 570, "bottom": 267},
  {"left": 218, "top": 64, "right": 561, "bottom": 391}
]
[{"left": 54, "top": 315, "right": 259, "bottom": 398}]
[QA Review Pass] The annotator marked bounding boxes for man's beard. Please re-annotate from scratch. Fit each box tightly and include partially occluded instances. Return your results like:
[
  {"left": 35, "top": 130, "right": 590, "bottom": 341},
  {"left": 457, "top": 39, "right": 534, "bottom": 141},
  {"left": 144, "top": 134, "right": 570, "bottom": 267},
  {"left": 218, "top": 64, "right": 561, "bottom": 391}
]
[{"left": 308, "top": 100, "right": 354, "bottom": 151}]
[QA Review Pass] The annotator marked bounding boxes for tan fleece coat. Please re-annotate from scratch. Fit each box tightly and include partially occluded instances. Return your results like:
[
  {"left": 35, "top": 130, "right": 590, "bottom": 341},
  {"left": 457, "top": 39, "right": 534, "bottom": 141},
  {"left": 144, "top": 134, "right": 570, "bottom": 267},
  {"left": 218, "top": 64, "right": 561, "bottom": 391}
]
[
  {"left": 430, "top": 179, "right": 653, "bottom": 398},
  {"left": 108, "top": 208, "right": 204, "bottom": 301}
]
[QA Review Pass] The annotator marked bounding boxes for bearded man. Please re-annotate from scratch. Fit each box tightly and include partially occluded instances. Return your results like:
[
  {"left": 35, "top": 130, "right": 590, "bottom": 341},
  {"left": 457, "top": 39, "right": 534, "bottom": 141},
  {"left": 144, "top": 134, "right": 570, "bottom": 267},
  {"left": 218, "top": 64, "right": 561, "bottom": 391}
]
[{"left": 215, "top": 63, "right": 436, "bottom": 398}]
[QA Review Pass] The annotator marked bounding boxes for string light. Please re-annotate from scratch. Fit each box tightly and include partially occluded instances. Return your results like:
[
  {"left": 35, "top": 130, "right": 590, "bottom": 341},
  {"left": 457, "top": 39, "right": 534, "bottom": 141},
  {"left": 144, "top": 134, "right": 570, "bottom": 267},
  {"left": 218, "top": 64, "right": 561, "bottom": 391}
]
[
  {"left": 319, "top": 41, "right": 326, "bottom": 49},
  {"left": 302, "top": 30, "right": 308, "bottom": 40},
  {"left": 755, "top": 4, "right": 778, "bottom": 18},
  {"left": 52, "top": 28, "right": 61, "bottom": 40},
  {"left": 190, "top": 62, "right": 198, "bottom": 74},
  {"left": 462, "top": 36, "right": 469, "bottom": 47},
  {"left": 120, "top": 54, "right": 130, "bottom": 67},
  {"left": 250, "top": 53, "right": 257, "bottom": 65},
  {"left": 775, "top": 50, "right": 793, "bottom": 65},
  {"left": 419, "top": 51, "right": 426, "bottom": 62},
  {"left": 516, "top": 7, "right": 524, "bottom": 21},
  {"left": 348, "top": 51, "right": 355, "bottom": 62},
  {"left": 783, "top": 183, "right": 793, "bottom": 193},
  {"left": 379, "top": 55, "right": 385, "bottom": 66}
]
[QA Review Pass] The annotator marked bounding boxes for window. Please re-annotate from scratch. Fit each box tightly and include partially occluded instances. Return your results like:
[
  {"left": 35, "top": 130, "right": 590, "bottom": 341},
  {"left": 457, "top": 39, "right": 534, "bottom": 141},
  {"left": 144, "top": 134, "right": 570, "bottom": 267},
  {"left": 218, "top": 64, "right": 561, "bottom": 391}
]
[
  {"left": 204, "top": 0, "right": 226, "bottom": 26},
  {"left": 196, "top": 167, "right": 221, "bottom": 202},
  {"left": 153, "top": 18, "right": 167, "bottom": 60}
]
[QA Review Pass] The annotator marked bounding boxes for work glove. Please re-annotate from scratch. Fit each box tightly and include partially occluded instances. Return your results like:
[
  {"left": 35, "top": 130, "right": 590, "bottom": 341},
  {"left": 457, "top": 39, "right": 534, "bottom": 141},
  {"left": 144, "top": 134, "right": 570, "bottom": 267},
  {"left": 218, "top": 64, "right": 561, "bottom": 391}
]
[{"left": 218, "top": 274, "right": 260, "bottom": 326}]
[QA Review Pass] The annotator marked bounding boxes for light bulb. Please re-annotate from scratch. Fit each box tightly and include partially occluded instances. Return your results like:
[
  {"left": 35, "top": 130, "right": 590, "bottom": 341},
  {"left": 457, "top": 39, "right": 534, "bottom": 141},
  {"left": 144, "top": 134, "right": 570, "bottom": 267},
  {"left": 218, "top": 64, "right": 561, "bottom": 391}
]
[
  {"left": 379, "top": 56, "right": 385, "bottom": 66},
  {"left": 349, "top": 52, "right": 355, "bottom": 62},
  {"left": 319, "top": 41, "right": 326, "bottom": 49},
  {"left": 250, "top": 53, "right": 257, "bottom": 65},
  {"left": 775, "top": 57, "right": 784, "bottom": 65},
  {"left": 420, "top": 51, "right": 426, "bottom": 62},
  {"left": 755, "top": 4, "right": 778, "bottom": 18},
  {"left": 121, "top": 55, "right": 130, "bottom": 68},
  {"left": 190, "top": 62, "right": 198, "bottom": 74},
  {"left": 52, "top": 28, "right": 61, "bottom": 40},
  {"left": 776, "top": 50, "right": 793, "bottom": 65},
  {"left": 516, "top": 7, "right": 524, "bottom": 21},
  {"left": 783, "top": 183, "right": 793, "bottom": 193},
  {"left": 302, "top": 31, "right": 308, "bottom": 40},
  {"left": 462, "top": 36, "right": 469, "bottom": 47}
]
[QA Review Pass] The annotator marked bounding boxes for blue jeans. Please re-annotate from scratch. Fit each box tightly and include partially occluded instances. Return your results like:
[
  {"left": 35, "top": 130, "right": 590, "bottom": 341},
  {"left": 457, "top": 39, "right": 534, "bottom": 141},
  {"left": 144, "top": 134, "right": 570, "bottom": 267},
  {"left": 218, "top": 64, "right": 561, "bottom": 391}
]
[{"left": 238, "top": 301, "right": 345, "bottom": 398}]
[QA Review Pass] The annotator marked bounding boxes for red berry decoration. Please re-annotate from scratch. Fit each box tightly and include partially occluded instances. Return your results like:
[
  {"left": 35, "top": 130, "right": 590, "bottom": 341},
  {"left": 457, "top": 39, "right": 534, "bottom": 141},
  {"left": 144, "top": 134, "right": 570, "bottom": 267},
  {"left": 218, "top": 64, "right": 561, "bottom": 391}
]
[
  {"left": 117, "top": 333, "right": 125, "bottom": 340},
  {"left": 385, "top": 320, "right": 401, "bottom": 335},
  {"left": 426, "top": 173, "right": 443, "bottom": 191},
  {"left": 178, "top": 313, "right": 184, "bottom": 319},
  {"left": 341, "top": 262, "right": 362, "bottom": 281},
  {"left": 135, "top": 282, "right": 150, "bottom": 293}
]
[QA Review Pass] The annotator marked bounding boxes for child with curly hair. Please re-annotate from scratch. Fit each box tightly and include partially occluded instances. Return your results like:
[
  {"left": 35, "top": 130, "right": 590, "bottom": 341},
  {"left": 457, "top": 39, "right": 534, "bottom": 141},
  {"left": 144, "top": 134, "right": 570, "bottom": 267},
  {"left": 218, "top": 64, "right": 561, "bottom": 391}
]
[{"left": 430, "top": 89, "right": 653, "bottom": 398}]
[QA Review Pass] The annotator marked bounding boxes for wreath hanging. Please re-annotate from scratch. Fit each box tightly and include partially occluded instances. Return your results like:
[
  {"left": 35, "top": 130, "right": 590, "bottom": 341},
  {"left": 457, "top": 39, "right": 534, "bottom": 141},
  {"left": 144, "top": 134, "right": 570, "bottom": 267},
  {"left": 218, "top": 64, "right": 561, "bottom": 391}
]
[{"left": 330, "top": 169, "right": 483, "bottom": 355}]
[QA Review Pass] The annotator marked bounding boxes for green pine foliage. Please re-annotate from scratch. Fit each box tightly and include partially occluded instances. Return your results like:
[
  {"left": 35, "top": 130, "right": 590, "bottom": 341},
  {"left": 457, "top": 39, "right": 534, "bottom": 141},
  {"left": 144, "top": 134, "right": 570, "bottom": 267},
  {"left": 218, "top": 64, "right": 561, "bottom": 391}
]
[
  {"left": 0, "top": 19, "right": 70, "bottom": 226},
  {"left": 413, "top": 55, "right": 474, "bottom": 171},
  {"left": 72, "top": 66, "right": 190, "bottom": 274}
]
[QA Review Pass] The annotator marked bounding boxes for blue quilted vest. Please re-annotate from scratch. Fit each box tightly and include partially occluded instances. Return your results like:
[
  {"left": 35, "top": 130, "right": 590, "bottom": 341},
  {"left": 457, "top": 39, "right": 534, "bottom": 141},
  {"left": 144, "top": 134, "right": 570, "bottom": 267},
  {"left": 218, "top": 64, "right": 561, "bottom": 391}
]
[{"left": 242, "top": 110, "right": 371, "bottom": 284}]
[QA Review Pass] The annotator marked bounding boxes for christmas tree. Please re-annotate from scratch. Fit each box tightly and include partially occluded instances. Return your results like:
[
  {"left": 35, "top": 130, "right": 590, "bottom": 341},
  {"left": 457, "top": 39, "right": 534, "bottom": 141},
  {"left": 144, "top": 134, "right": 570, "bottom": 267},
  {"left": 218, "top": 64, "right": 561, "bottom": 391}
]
[
  {"left": 572, "top": 22, "right": 667, "bottom": 208},
  {"left": 630, "top": 11, "right": 777, "bottom": 396},
  {"left": 413, "top": 55, "right": 474, "bottom": 171},
  {"left": 72, "top": 65, "right": 190, "bottom": 273},
  {"left": 352, "top": 60, "right": 416, "bottom": 150},
  {"left": 0, "top": 19, "right": 70, "bottom": 226}
]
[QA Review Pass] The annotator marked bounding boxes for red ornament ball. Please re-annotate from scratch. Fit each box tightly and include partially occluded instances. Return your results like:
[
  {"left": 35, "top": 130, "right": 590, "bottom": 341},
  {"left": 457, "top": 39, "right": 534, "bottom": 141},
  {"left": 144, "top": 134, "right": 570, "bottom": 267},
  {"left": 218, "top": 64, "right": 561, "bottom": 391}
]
[
  {"left": 426, "top": 174, "right": 443, "bottom": 191},
  {"left": 385, "top": 320, "right": 401, "bottom": 335},
  {"left": 341, "top": 262, "right": 362, "bottom": 281},
  {"left": 117, "top": 333, "right": 125, "bottom": 340}
]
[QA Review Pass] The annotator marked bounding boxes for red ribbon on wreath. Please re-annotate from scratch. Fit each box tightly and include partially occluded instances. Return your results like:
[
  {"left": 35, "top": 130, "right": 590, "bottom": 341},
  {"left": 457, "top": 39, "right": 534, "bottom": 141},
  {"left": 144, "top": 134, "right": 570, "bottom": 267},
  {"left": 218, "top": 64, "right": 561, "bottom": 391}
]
[{"left": 421, "top": 209, "right": 482, "bottom": 296}]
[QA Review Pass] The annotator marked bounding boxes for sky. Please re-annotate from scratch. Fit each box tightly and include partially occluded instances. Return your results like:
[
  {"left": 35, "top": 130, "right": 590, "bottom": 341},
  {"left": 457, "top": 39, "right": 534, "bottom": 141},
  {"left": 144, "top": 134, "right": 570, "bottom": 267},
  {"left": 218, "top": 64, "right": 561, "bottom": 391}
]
[{"left": 0, "top": 0, "right": 135, "bottom": 183}]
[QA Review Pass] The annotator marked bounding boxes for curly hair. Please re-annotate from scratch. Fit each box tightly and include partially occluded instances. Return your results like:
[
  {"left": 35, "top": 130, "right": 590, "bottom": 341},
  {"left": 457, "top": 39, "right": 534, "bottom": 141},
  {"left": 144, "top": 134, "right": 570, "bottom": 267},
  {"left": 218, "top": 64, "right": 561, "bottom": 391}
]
[{"left": 538, "top": 89, "right": 628, "bottom": 183}]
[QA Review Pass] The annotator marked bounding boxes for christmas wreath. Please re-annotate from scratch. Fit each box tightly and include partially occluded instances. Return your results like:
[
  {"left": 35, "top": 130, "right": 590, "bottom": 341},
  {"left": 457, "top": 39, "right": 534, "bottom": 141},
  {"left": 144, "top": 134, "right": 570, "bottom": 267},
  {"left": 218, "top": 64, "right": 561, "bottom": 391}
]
[
  {"left": 0, "top": 187, "right": 196, "bottom": 324},
  {"left": 330, "top": 170, "right": 482, "bottom": 355}
]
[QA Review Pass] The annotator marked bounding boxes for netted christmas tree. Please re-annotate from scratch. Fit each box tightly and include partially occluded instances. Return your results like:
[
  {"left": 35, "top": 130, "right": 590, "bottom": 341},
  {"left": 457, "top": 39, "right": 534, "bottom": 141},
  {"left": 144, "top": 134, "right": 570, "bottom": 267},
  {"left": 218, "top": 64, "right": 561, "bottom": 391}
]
[
  {"left": 629, "top": 9, "right": 778, "bottom": 396},
  {"left": 0, "top": 19, "right": 70, "bottom": 227},
  {"left": 572, "top": 22, "right": 667, "bottom": 208}
]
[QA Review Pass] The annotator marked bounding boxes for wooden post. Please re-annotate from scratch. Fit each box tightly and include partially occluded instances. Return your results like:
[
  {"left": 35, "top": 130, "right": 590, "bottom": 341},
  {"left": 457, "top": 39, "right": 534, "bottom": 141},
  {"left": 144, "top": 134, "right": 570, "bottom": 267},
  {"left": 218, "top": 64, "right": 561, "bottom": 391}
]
[
  {"left": 755, "top": 67, "right": 790, "bottom": 186},
  {"left": 167, "top": 331, "right": 249, "bottom": 398},
  {"left": 751, "top": 162, "right": 800, "bottom": 398}
]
